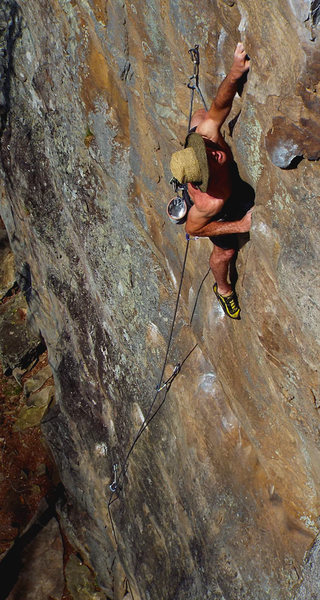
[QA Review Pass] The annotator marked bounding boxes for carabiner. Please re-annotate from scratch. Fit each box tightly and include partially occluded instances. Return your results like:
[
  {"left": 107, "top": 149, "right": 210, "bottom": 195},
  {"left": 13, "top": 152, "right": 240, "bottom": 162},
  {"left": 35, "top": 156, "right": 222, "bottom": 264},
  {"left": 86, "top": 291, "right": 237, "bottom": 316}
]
[{"left": 109, "top": 463, "right": 118, "bottom": 492}]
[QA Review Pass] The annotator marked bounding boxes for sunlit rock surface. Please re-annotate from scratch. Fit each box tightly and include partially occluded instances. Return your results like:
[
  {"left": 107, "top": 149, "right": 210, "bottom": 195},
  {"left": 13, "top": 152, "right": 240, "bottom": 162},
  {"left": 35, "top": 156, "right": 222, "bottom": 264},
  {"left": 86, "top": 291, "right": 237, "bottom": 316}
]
[{"left": 1, "top": 0, "right": 320, "bottom": 598}]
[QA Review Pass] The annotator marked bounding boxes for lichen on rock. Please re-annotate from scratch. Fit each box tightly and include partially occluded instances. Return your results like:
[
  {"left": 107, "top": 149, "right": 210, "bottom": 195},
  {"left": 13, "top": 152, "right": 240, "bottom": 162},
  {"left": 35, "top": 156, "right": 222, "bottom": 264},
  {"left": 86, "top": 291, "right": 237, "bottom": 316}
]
[{"left": 0, "top": 1, "right": 320, "bottom": 599}]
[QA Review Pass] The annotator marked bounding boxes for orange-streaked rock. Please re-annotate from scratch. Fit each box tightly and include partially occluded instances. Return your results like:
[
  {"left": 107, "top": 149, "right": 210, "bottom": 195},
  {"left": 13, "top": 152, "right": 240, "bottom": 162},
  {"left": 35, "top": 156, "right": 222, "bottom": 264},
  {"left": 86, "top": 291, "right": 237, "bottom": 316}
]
[{"left": 0, "top": 0, "right": 320, "bottom": 598}]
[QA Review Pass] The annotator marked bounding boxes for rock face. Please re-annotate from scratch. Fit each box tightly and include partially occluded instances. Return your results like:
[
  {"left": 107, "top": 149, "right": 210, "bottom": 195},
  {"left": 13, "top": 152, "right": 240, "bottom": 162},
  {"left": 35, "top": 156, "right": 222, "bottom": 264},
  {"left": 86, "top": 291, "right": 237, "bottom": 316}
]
[
  {"left": 0, "top": 221, "right": 15, "bottom": 297},
  {"left": 0, "top": 293, "right": 43, "bottom": 373},
  {"left": 6, "top": 516, "right": 65, "bottom": 600},
  {"left": 0, "top": 1, "right": 320, "bottom": 599}
]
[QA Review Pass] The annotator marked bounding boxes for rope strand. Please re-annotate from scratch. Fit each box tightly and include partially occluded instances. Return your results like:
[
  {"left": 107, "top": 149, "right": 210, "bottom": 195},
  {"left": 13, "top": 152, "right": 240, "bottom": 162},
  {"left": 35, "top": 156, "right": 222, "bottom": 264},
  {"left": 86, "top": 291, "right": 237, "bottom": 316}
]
[
  {"left": 106, "top": 47, "right": 209, "bottom": 600},
  {"left": 109, "top": 236, "right": 190, "bottom": 496}
]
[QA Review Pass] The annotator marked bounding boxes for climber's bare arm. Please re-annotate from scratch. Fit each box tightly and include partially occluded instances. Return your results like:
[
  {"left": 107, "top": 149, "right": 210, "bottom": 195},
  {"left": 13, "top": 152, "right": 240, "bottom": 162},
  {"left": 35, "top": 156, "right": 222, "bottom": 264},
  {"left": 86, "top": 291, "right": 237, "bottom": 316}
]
[
  {"left": 196, "top": 43, "right": 250, "bottom": 142},
  {"left": 185, "top": 204, "right": 252, "bottom": 237}
]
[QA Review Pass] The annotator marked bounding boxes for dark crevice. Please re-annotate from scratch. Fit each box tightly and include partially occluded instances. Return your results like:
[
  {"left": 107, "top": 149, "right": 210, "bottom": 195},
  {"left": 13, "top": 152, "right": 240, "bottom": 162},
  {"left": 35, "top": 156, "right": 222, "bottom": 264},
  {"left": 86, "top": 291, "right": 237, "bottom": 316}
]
[
  {"left": 0, "top": 484, "right": 66, "bottom": 600},
  {"left": 16, "top": 262, "right": 32, "bottom": 304},
  {"left": 0, "top": 281, "right": 19, "bottom": 304},
  {"left": 311, "top": 0, "right": 320, "bottom": 27},
  {"left": 284, "top": 155, "right": 304, "bottom": 170},
  {"left": 228, "top": 111, "right": 241, "bottom": 137},
  {"left": 0, "top": 1, "right": 22, "bottom": 136},
  {"left": 236, "top": 67, "right": 249, "bottom": 97},
  {"left": 3, "top": 335, "right": 47, "bottom": 376}
]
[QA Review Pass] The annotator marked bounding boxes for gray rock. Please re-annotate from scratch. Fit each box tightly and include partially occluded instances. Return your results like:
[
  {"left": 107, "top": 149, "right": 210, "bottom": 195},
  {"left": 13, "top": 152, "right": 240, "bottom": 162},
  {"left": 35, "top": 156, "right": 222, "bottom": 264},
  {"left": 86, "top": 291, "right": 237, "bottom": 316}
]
[
  {"left": 23, "top": 364, "right": 53, "bottom": 397},
  {"left": 0, "top": 227, "right": 15, "bottom": 299},
  {"left": 13, "top": 385, "right": 54, "bottom": 431},
  {"left": 7, "top": 517, "right": 64, "bottom": 600},
  {"left": 0, "top": 294, "right": 43, "bottom": 374},
  {"left": 294, "top": 534, "right": 320, "bottom": 599},
  {"left": 65, "top": 553, "right": 106, "bottom": 600},
  {"left": 1, "top": 1, "right": 320, "bottom": 599}
]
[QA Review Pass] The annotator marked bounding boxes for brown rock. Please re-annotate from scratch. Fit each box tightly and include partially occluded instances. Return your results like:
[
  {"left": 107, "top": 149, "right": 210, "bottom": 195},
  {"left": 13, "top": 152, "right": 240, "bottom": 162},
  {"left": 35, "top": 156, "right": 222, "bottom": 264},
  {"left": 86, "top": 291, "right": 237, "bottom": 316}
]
[
  {"left": 65, "top": 553, "right": 105, "bottom": 600},
  {"left": 6, "top": 517, "right": 64, "bottom": 600},
  {"left": 13, "top": 386, "right": 54, "bottom": 431},
  {"left": 0, "top": 227, "right": 15, "bottom": 299},
  {"left": 265, "top": 116, "right": 320, "bottom": 168},
  {"left": 0, "top": 294, "right": 43, "bottom": 374},
  {"left": 0, "top": 1, "right": 320, "bottom": 599},
  {"left": 23, "top": 364, "right": 53, "bottom": 397}
]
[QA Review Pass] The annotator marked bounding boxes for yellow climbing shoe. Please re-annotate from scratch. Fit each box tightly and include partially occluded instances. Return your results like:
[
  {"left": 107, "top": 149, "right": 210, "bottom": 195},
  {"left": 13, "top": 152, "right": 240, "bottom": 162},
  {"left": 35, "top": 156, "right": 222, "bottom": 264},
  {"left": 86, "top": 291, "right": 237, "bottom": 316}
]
[{"left": 213, "top": 283, "right": 241, "bottom": 320}]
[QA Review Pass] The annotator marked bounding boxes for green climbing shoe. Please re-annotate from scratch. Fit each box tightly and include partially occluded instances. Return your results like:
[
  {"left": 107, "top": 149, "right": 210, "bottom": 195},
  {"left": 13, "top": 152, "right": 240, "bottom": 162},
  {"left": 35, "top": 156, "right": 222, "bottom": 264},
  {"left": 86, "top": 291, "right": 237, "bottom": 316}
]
[{"left": 213, "top": 283, "right": 241, "bottom": 320}]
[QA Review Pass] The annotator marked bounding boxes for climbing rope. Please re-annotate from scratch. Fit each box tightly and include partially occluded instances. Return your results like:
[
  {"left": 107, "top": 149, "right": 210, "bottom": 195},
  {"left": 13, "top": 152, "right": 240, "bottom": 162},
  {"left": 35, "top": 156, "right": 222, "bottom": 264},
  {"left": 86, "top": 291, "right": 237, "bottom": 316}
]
[
  {"left": 107, "top": 46, "right": 208, "bottom": 502},
  {"left": 167, "top": 45, "right": 208, "bottom": 223},
  {"left": 106, "top": 239, "right": 210, "bottom": 516},
  {"left": 107, "top": 236, "right": 193, "bottom": 500},
  {"left": 107, "top": 238, "right": 210, "bottom": 546},
  {"left": 106, "top": 48, "right": 210, "bottom": 596}
]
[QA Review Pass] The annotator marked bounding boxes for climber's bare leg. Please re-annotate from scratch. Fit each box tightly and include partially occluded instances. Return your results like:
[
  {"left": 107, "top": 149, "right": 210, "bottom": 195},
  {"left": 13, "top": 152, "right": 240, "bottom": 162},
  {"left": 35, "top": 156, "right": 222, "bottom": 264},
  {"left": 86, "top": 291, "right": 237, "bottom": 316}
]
[{"left": 209, "top": 245, "right": 235, "bottom": 296}]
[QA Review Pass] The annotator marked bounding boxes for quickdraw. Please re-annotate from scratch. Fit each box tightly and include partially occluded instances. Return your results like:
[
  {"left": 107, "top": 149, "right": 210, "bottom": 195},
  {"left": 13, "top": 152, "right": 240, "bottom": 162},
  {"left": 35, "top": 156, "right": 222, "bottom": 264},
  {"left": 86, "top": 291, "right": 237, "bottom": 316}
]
[
  {"left": 106, "top": 47, "right": 210, "bottom": 575},
  {"left": 187, "top": 44, "right": 208, "bottom": 129},
  {"left": 166, "top": 45, "right": 207, "bottom": 225}
]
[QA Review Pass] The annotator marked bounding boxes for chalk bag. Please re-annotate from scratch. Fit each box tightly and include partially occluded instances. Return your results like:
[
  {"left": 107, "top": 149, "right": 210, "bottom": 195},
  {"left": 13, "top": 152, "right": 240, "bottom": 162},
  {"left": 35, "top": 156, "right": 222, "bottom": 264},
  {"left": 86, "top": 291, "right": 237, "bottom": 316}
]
[{"left": 166, "top": 195, "right": 188, "bottom": 224}]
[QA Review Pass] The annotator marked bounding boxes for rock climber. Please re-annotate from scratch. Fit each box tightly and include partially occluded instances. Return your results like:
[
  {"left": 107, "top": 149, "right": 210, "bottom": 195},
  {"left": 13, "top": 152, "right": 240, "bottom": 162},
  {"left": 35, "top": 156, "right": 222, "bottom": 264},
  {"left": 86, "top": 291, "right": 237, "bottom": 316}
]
[{"left": 170, "top": 42, "right": 254, "bottom": 319}]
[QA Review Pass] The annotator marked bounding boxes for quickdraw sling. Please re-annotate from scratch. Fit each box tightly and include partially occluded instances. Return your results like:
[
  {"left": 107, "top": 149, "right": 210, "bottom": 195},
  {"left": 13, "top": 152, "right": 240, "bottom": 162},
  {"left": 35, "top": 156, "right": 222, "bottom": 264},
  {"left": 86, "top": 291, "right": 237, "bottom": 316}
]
[{"left": 167, "top": 45, "right": 208, "bottom": 224}]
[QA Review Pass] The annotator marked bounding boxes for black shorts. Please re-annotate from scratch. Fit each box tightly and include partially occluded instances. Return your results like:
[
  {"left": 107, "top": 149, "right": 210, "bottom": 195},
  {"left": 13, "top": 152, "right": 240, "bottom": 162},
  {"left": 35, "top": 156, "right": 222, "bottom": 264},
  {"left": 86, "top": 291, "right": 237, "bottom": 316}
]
[{"left": 210, "top": 163, "right": 255, "bottom": 250}]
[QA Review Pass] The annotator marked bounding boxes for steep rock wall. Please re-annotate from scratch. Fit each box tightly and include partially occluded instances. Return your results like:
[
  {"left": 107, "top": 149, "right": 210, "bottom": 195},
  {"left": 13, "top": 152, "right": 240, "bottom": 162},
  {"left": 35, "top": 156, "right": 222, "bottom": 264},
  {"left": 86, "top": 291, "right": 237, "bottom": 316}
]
[{"left": 1, "top": 1, "right": 320, "bottom": 598}]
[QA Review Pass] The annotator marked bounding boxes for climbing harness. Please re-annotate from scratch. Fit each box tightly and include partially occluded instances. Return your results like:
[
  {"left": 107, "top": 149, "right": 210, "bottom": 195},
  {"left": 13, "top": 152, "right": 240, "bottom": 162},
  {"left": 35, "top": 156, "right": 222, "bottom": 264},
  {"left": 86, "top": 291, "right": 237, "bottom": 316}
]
[{"left": 166, "top": 45, "right": 208, "bottom": 224}]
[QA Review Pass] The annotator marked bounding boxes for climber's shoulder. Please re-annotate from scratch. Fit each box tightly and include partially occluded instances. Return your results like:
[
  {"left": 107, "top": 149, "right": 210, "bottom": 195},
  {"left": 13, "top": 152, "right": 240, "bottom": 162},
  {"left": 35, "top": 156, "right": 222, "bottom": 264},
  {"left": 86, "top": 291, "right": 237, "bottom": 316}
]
[
  {"left": 195, "top": 118, "right": 230, "bottom": 154},
  {"left": 195, "top": 116, "right": 220, "bottom": 141}
]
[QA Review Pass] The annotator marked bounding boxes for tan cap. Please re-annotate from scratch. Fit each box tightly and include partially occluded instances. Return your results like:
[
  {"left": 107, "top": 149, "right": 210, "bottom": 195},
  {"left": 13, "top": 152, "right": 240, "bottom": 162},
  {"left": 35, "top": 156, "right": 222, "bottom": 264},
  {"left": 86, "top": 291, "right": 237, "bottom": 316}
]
[{"left": 170, "top": 132, "right": 209, "bottom": 192}]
